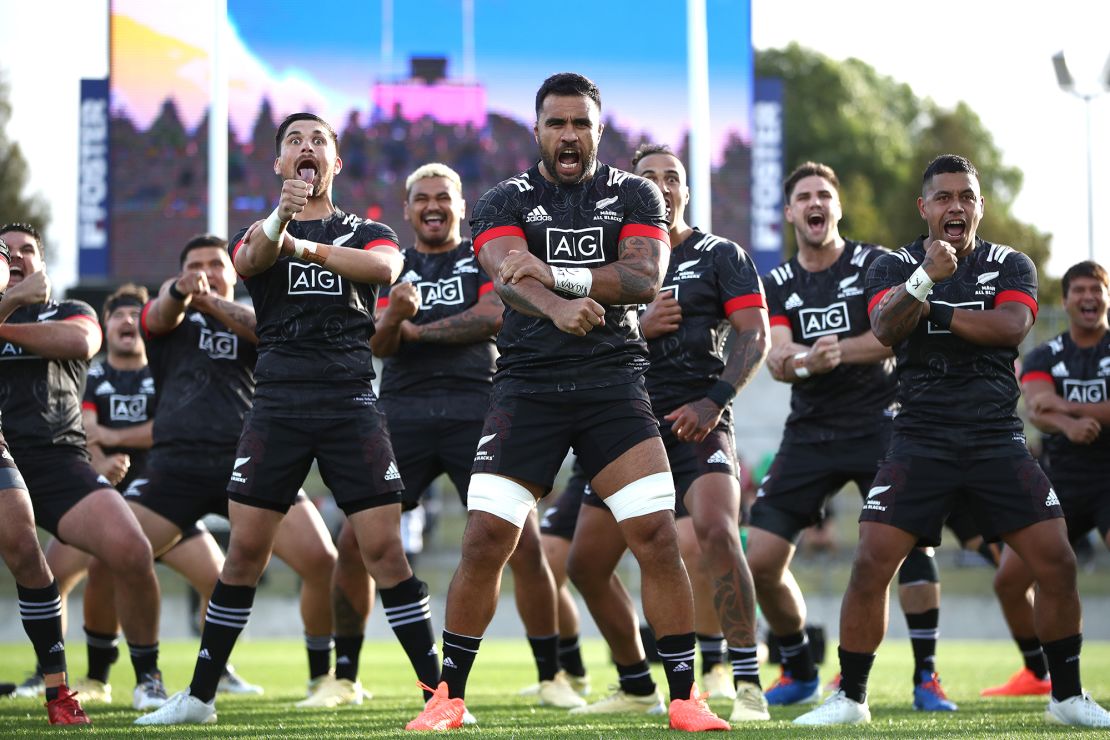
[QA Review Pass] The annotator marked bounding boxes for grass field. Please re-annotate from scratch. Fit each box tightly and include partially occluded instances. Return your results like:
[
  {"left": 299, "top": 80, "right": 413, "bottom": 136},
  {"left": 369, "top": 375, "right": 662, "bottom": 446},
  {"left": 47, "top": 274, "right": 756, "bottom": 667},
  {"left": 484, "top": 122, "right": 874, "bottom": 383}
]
[{"left": 2, "top": 638, "right": 1109, "bottom": 737}]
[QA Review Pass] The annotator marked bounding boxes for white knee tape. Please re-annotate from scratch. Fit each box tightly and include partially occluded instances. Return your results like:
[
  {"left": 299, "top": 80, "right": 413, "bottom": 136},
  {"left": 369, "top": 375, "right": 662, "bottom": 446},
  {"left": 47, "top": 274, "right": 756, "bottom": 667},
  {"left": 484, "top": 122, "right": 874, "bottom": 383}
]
[
  {"left": 603, "top": 472, "right": 675, "bottom": 522},
  {"left": 467, "top": 473, "right": 537, "bottom": 528}
]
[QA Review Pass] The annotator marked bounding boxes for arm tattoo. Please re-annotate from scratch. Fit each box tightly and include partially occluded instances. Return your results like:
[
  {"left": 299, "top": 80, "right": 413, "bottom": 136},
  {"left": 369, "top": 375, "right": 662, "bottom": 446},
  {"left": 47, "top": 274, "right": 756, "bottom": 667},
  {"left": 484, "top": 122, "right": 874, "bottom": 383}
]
[
  {"left": 872, "top": 288, "right": 924, "bottom": 343},
  {"left": 613, "top": 236, "right": 660, "bottom": 302},
  {"left": 719, "top": 328, "right": 766, "bottom": 393},
  {"left": 416, "top": 299, "right": 503, "bottom": 344},
  {"left": 496, "top": 277, "right": 548, "bottom": 318},
  {"left": 212, "top": 298, "right": 258, "bottom": 333}
]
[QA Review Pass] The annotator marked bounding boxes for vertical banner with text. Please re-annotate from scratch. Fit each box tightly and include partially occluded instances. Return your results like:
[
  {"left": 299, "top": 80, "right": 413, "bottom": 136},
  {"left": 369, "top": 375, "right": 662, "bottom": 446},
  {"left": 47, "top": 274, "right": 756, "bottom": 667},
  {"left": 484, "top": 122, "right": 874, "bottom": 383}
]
[
  {"left": 78, "top": 78, "right": 110, "bottom": 279},
  {"left": 750, "top": 77, "right": 784, "bottom": 274}
]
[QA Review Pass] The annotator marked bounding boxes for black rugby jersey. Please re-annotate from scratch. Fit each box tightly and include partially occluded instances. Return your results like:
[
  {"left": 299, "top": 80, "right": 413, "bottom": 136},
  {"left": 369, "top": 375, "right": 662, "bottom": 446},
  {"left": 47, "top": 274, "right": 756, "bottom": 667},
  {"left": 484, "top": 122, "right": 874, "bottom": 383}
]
[
  {"left": 83, "top": 361, "right": 157, "bottom": 483},
  {"left": 764, "top": 241, "right": 896, "bottom": 443},
  {"left": 646, "top": 229, "right": 765, "bottom": 413},
  {"left": 141, "top": 306, "right": 257, "bottom": 471},
  {"left": 1021, "top": 330, "right": 1110, "bottom": 472},
  {"left": 0, "top": 300, "right": 99, "bottom": 454},
  {"left": 377, "top": 240, "right": 497, "bottom": 408},
  {"left": 230, "top": 208, "right": 399, "bottom": 418},
  {"left": 470, "top": 163, "right": 668, "bottom": 392},
  {"left": 865, "top": 236, "right": 1039, "bottom": 459}
]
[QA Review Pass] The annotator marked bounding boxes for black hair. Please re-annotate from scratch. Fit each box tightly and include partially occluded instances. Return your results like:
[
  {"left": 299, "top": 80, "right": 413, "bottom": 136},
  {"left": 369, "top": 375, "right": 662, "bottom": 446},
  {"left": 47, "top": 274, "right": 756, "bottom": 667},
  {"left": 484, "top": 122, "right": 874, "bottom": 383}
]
[
  {"left": 534, "top": 73, "right": 601, "bottom": 119},
  {"left": 179, "top": 234, "right": 229, "bottom": 266},
  {"left": 275, "top": 113, "right": 339, "bottom": 155},
  {"left": 783, "top": 162, "right": 840, "bottom": 202}
]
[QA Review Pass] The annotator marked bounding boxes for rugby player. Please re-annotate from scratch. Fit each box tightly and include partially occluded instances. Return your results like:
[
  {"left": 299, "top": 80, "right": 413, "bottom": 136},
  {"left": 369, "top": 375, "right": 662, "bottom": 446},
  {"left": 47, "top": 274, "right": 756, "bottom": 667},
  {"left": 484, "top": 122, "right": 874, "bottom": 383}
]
[
  {"left": 794, "top": 155, "right": 1110, "bottom": 727},
  {"left": 406, "top": 73, "right": 728, "bottom": 732},
  {"left": 0, "top": 233, "right": 89, "bottom": 725},
  {"left": 0, "top": 223, "right": 164, "bottom": 715},
  {"left": 138, "top": 113, "right": 436, "bottom": 725},
  {"left": 981, "top": 260, "right": 1110, "bottom": 698},
  {"left": 752, "top": 162, "right": 956, "bottom": 711}
]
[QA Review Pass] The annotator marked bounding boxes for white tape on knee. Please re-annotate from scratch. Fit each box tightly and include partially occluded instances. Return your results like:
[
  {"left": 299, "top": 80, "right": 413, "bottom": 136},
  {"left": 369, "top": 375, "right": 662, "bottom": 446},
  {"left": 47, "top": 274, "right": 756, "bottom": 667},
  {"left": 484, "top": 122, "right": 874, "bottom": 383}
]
[
  {"left": 604, "top": 472, "right": 675, "bottom": 522},
  {"left": 467, "top": 473, "right": 536, "bottom": 528}
]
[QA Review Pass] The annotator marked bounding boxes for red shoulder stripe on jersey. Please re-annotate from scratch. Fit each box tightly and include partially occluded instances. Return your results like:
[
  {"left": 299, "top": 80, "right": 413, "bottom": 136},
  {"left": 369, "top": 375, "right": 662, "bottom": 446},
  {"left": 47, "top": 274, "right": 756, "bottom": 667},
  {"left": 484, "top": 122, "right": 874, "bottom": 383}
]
[
  {"left": 81, "top": 401, "right": 97, "bottom": 412},
  {"left": 996, "top": 290, "right": 1038, "bottom": 318},
  {"left": 769, "top": 315, "right": 791, "bottom": 328},
  {"left": 478, "top": 282, "right": 496, "bottom": 297},
  {"left": 139, "top": 300, "right": 169, "bottom": 338},
  {"left": 867, "top": 287, "right": 892, "bottom": 315},
  {"left": 1021, "top": 371, "right": 1053, "bottom": 385},
  {"left": 230, "top": 239, "right": 248, "bottom": 279},
  {"left": 724, "top": 293, "right": 767, "bottom": 316},
  {"left": 363, "top": 239, "right": 399, "bottom": 251},
  {"left": 375, "top": 297, "right": 389, "bottom": 310},
  {"left": 473, "top": 225, "right": 526, "bottom": 255},
  {"left": 65, "top": 313, "right": 101, "bottom": 330},
  {"left": 618, "top": 223, "right": 669, "bottom": 245}
]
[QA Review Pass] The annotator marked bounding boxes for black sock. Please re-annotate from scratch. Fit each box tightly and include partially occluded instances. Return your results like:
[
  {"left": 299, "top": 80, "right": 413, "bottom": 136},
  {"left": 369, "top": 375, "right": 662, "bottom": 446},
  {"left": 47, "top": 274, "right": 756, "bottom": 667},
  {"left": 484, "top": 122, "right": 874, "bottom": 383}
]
[
  {"left": 16, "top": 582, "right": 66, "bottom": 676},
  {"left": 528, "top": 634, "right": 560, "bottom": 682},
  {"left": 905, "top": 608, "right": 939, "bottom": 683},
  {"left": 729, "top": 645, "right": 761, "bottom": 688},
  {"left": 697, "top": 633, "right": 726, "bottom": 673},
  {"left": 1042, "top": 633, "right": 1082, "bottom": 701},
  {"left": 617, "top": 660, "right": 656, "bottom": 696},
  {"left": 655, "top": 632, "right": 696, "bottom": 702},
  {"left": 558, "top": 635, "right": 586, "bottom": 678},
  {"left": 380, "top": 576, "right": 438, "bottom": 699},
  {"left": 777, "top": 630, "right": 816, "bottom": 681},
  {"left": 1016, "top": 636, "right": 1048, "bottom": 679},
  {"left": 84, "top": 628, "right": 119, "bottom": 684},
  {"left": 189, "top": 580, "right": 255, "bottom": 703},
  {"left": 838, "top": 647, "right": 875, "bottom": 704},
  {"left": 305, "top": 634, "right": 334, "bottom": 680},
  {"left": 128, "top": 642, "right": 159, "bottom": 684},
  {"left": 441, "top": 630, "right": 481, "bottom": 700},
  {"left": 334, "top": 635, "right": 364, "bottom": 682}
]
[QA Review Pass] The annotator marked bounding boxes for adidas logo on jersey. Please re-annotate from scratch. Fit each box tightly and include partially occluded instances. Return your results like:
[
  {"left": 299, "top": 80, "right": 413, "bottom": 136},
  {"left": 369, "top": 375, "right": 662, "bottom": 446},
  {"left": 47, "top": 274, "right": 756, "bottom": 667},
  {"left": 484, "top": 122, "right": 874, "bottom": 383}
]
[
  {"left": 400, "top": 269, "right": 421, "bottom": 283},
  {"left": 525, "top": 205, "right": 553, "bottom": 223},
  {"left": 784, "top": 293, "right": 803, "bottom": 310},
  {"left": 95, "top": 380, "right": 116, "bottom": 395},
  {"left": 706, "top": 450, "right": 730, "bottom": 465},
  {"left": 1045, "top": 489, "right": 1060, "bottom": 508},
  {"left": 384, "top": 462, "right": 401, "bottom": 481},
  {"left": 1051, "top": 361, "right": 1069, "bottom": 377}
]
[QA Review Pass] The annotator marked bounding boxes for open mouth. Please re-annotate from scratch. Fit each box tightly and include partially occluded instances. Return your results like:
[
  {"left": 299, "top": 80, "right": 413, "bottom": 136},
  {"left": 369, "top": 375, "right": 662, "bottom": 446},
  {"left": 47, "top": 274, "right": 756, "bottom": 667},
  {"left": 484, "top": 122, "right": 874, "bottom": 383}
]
[
  {"left": 557, "top": 148, "right": 581, "bottom": 173},
  {"left": 422, "top": 211, "right": 446, "bottom": 228},
  {"left": 296, "top": 158, "right": 318, "bottom": 186},
  {"left": 806, "top": 212, "right": 826, "bottom": 229},
  {"left": 1078, "top": 304, "right": 1102, "bottom": 320},
  {"left": 944, "top": 219, "right": 966, "bottom": 240}
]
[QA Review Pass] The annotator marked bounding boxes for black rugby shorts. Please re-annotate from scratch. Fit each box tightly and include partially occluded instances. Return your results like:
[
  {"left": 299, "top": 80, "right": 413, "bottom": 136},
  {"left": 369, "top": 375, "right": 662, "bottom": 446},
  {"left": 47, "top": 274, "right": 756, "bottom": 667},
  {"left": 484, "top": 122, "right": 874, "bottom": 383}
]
[
  {"left": 660, "top": 414, "right": 738, "bottom": 510},
  {"left": 860, "top": 451, "right": 1062, "bottom": 546},
  {"left": 228, "top": 409, "right": 403, "bottom": 516},
  {"left": 749, "top": 427, "right": 890, "bottom": 543},
  {"left": 384, "top": 415, "right": 484, "bottom": 510},
  {"left": 0, "top": 432, "right": 28, "bottom": 492},
  {"left": 1050, "top": 471, "right": 1110, "bottom": 544},
  {"left": 124, "top": 467, "right": 231, "bottom": 532},
  {"left": 471, "top": 381, "right": 661, "bottom": 493},
  {"left": 18, "top": 448, "right": 113, "bottom": 538},
  {"left": 539, "top": 467, "right": 589, "bottom": 540}
]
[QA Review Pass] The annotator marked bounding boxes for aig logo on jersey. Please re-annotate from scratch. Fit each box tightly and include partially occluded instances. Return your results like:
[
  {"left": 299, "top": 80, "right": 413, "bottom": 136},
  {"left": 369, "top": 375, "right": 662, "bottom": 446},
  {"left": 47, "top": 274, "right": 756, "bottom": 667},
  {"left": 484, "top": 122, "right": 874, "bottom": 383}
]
[
  {"left": 110, "top": 394, "right": 148, "bottom": 423},
  {"left": 799, "top": 301, "right": 850, "bottom": 339},
  {"left": 1063, "top": 379, "right": 1106, "bottom": 404},
  {"left": 418, "top": 277, "right": 464, "bottom": 308},
  {"left": 289, "top": 262, "right": 343, "bottom": 296},
  {"left": 199, "top": 327, "right": 238, "bottom": 360},
  {"left": 547, "top": 227, "right": 605, "bottom": 265}
]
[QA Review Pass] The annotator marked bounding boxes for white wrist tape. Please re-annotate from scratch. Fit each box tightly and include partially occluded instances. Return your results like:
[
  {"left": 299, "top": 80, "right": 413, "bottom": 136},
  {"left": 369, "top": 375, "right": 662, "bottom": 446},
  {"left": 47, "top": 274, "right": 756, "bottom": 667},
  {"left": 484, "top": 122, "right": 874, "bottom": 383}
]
[
  {"left": 292, "top": 238, "right": 316, "bottom": 259},
  {"left": 793, "top": 352, "right": 811, "bottom": 379},
  {"left": 551, "top": 267, "right": 593, "bottom": 297},
  {"left": 467, "top": 473, "right": 537, "bottom": 528},
  {"left": 604, "top": 472, "right": 675, "bottom": 522},
  {"left": 262, "top": 208, "right": 285, "bottom": 242},
  {"left": 905, "top": 266, "right": 935, "bottom": 302}
]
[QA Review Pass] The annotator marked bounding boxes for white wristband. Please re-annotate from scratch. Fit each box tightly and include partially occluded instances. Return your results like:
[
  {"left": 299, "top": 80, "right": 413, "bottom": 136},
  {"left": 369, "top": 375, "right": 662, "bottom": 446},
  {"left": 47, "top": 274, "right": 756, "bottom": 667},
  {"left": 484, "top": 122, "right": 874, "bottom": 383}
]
[
  {"left": 905, "top": 266, "right": 935, "bottom": 302},
  {"left": 262, "top": 208, "right": 285, "bottom": 242},
  {"left": 551, "top": 267, "right": 592, "bottom": 298},
  {"left": 792, "top": 352, "right": 811, "bottom": 379},
  {"left": 292, "top": 238, "right": 316, "bottom": 259}
]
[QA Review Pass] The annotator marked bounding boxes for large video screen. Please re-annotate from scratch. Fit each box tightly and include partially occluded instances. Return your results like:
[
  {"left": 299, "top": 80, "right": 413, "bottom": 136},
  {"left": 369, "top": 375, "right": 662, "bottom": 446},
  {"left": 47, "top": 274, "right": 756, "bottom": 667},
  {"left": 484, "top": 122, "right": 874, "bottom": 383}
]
[{"left": 107, "top": 0, "right": 752, "bottom": 284}]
